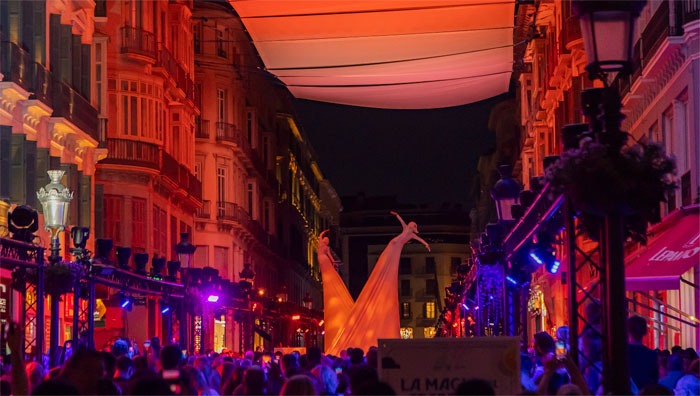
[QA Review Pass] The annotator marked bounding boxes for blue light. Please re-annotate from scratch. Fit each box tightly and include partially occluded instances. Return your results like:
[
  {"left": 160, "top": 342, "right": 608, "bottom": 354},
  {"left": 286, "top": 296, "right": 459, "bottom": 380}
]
[
  {"left": 161, "top": 306, "right": 170, "bottom": 314},
  {"left": 462, "top": 303, "right": 469, "bottom": 311},
  {"left": 506, "top": 276, "right": 518, "bottom": 285},
  {"left": 529, "top": 252, "right": 543, "bottom": 265},
  {"left": 121, "top": 300, "right": 130, "bottom": 308},
  {"left": 549, "top": 260, "right": 561, "bottom": 274}
]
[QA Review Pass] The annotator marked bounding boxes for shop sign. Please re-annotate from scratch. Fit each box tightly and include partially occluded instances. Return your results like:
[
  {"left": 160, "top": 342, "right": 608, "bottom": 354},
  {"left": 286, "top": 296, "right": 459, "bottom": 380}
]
[
  {"left": 379, "top": 337, "right": 520, "bottom": 395},
  {"left": 0, "top": 276, "right": 10, "bottom": 322}
]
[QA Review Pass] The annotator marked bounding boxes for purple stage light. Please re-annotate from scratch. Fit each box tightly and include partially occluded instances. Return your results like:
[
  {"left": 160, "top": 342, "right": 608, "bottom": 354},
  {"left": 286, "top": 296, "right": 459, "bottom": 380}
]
[{"left": 207, "top": 295, "right": 219, "bottom": 303}]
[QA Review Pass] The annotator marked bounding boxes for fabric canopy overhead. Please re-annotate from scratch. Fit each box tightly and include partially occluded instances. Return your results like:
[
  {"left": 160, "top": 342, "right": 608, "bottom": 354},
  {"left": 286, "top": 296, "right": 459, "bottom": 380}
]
[
  {"left": 625, "top": 205, "right": 700, "bottom": 291},
  {"left": 229, "top": 1, "right": 516, "bottom": 109}
]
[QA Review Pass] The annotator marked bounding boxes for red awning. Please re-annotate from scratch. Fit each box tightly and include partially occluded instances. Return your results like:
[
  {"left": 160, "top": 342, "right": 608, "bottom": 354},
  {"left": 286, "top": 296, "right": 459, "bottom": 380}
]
[{"left": 625, "top": 205, "right": 700, "bottom": 291}]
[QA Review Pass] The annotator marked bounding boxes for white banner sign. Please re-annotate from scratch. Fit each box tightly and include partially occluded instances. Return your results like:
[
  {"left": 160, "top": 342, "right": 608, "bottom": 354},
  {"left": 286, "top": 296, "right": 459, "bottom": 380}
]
[{"left": 379, "top": 337, "right": 521, "bottom": 395}]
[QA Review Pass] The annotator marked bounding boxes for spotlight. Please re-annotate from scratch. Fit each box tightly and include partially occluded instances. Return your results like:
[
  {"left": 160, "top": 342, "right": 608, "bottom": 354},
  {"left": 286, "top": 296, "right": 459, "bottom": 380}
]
[
  {"left": 160, "top": 297, "right": 171, "bottom": 314},
  {"left": 207, "top": 295, "right": 219, "bottom": 303},
  {"left": 258, "top": 288, "right": 265, "bottom": 296},
  {"left": 462, "top": 304, "right": 469, "bottom": 311},
  {"left": 318, "top": 320, "right": 324, "bottom": 326},
  {"left": 291, "top": 315, "right": 301, "bottom": 320},
  {"left": 506, "top": 267, "right": 531, "bottom": 287},
  {"left": 134, "top": 253, "right": 149, "bottom": 275},
  {"left": 119, "top": 293, "right": 134, "bottom": 311},
  {"left": 547, "top": 260, "right": 561, "bottom": 274}
]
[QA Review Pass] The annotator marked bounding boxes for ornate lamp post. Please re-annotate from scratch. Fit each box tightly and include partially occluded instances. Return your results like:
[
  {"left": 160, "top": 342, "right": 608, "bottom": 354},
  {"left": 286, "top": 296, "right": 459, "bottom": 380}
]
[
  {"left": 36, "top": 170, "right": 73, "bottom": 368},
  {"left": 174, "top": 233, "right": 196, "bottom": 269},
  {"left": 238, "top": 263, "right": 255, "bottom": 352},
  {"left": 571, "top": 1, "right": 646, "bottom": 394},
  {"left": 491, "top": 164, "right": 521, "bottom": 223}
]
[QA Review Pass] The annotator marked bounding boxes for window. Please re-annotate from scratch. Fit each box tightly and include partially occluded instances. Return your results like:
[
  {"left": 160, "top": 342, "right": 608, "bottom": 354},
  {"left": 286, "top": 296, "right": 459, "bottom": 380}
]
[
  {"left": 104, "top": 195, "right": 123, "bottom": 245},
  {"left": 262, "top": 136, "right": 269, "bottom": 168},
  {"left": 216, "top": 28, "right": 225, "bottom": 57},
  {"left": 451, "top": 257, "right": 462, "bottom": 274},
  {"left": 425, "top": 279, "right": 437, "bottom": 295},
  {"left": 399, "top": 258, "right": 411, "bottom": 274},
  {"left": 263, "top": 201, "right": 270, "bottom": 232},
  {"left": 217, "top": 89, "right": 227, "bottom": 123},
  {"left": 401, "top": 279, "right": 411, "bottom": 297},
  {"left": 194, "top": 245, "right": 209, "bottom": 269},
  {"left": 194, "top": 23, "right": 201, "bottom": 53},
  {"left": 153, "top": 205, "right": 167, "bottom": 256},
  {"left": 93, "top": 39, "right": 107, "bottom": 114},
  {"left": 424, "top": 327, "right": 436, "bottom": 338},
  {"left": 118, "top": 79, "right": 161, "bottom": 140},
  {"left": 425, "top": 257, "right": 436, "bottom": 274},
  {"left": 425, "top": 302, "right": 436, "bottom": 319},
  {"left": 132, "top": 198, "right": 146, "bottom": 248},
  {"left": 400, "top": 327, "right": 414, "bottom": 339},
  {"left": 217, "top": 167, "right": 226, "bottom": 213},
  {"left": 194, "top": 161, "right": 202, "bottom": 181},
  {"left": 215, "top": 246, "right": 229, "bottom": 279},
  {"left": 401, "top": 302, "right": 412, "bottom": 319}
]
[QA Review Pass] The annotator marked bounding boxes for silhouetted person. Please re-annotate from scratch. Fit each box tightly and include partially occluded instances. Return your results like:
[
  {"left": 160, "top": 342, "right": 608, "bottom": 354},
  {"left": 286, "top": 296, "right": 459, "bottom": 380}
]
[{"left": 627, "top": 316, "right": 658, "bottom": 390}]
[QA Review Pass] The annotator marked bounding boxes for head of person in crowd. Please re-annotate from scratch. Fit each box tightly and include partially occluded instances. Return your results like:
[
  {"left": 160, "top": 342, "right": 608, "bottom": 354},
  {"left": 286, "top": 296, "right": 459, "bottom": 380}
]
[
  {"left": 115, "top": 356, "right": 135, "bottom": 380},
  {"left": 366, "top": 347, "right": 378, "bottom": 370},
  {"left": 130, "top": 376, "right": 175, "bottom": 395},
  {"left": 556, "top": 383, "right": 583, "bottom": 395},
  {"left": 25, "top": 361, "right": 45, "bottom": 392},
  {"left": 627, "top": 315, "right": 648, "bottom": 344},
  {"left": 683, "top": 348, "right": 698, "bottom": 371},
  {"left": 534, "top": 332, "right": 556, "bottom": 359},
  {"left": 243, "top": 365, "right": 267, "bottom": 395},
  {"left": 133, "top": 355, "right": 150, "bottom": 372},
  {"left": 59, "top": 349, "right": 107, "bottom": 395},
  {"left": 280, "top": 374, "right": 319, "bottom": 396},
  {"left": 312, "top": 364, "right": 338, "bottom": 395},
  {"left": 244, "top": 350, "right": 255, "bottom": 361},
  {"left": 150, "top": 336, "right": 162, "bottom": 358},
  {"left": 307, "top": 346, "right": 322, "bottom": 369},
  {"left": 111, "top": 338, "right": 129, "bottom": 358},
  {"left": 282, "top": 353, "right": 301, "bottom": 377},
  {"left": 102, "top": 351, "right": 117, "bottom": 379},
  {"left": 349, "top": 348, "right": 364, "bottom": 366},
  {"left": 161, "top": 344, "right": 184, "bottom": 371},
  {"left": 349, "top": 366, "right": 377, "bottom": 394}
]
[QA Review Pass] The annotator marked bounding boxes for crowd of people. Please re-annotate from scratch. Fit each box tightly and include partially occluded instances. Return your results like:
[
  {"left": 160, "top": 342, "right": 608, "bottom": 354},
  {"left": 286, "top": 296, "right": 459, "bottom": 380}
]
[
  {"left": 521, "top": 316, "right": 699, "bottom": 395},
  {"left": 0, "top": 315, "right": 698, "bottom": 396}
]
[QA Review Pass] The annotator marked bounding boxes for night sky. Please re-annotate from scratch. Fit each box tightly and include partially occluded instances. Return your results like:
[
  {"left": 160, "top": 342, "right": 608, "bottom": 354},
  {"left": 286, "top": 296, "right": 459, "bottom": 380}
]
[{"left": 293, "top": 95, "right": 507, "bottom": 208}]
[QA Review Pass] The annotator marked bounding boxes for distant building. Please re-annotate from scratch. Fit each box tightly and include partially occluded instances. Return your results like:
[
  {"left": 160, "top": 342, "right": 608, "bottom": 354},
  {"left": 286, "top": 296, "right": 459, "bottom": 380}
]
[{"left": 340, "top": 195, "right": 470, "bottom": 338}]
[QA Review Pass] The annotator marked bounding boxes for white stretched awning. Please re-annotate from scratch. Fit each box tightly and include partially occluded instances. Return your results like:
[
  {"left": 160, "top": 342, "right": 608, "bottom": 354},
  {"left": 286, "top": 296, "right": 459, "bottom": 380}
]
[{"left": 229, "top": 1, "right": 516, "bottom": 109}]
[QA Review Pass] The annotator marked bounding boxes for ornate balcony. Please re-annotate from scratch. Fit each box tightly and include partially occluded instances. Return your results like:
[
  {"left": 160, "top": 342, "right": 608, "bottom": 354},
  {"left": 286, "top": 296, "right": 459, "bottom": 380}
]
[
  {"left": 197, "top": 200, "right": 211, "bottom": 218},
  {"left": 121, "top": 26, "right": 156, "bottom": 61},
  {"left": 102, "top": 138, "right": 160, "bottom": 169},
  {"left": 156, "top": 45, "right": 194, "bottom": 100}
]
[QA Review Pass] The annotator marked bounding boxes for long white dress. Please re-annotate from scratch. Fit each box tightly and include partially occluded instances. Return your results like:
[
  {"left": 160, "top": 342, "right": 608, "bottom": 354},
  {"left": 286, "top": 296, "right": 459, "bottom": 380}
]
[{"left": 320, "top": 224, "right": 423, "bottom": 355}]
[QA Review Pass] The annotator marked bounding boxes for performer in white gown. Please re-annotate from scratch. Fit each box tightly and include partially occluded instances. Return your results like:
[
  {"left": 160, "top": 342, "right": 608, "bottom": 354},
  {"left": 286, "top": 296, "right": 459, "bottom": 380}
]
[
  {"left": 317, "top": 230, "right": 355, "bottom": 352},
  {"left": 323, "top": 211, "right": 430, "bottom": 356}
]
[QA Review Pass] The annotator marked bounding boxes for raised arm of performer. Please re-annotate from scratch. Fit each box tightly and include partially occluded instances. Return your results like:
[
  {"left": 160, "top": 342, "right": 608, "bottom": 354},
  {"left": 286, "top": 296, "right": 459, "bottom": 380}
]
[
  {"left": 390, "top": 211, "right": 408, "bottom": 229},
  {"left": 412, "top": 233, "right": 431, "bottom": 252}
]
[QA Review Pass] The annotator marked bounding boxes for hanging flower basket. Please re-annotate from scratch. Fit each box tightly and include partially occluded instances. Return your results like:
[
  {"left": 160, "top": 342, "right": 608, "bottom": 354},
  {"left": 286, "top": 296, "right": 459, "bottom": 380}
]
[
  {"left": 44, "top": 262, "right": 82, "bottom": 296},
  {"left": 547, "top": 138, "right": 677, "bottom": 244}
]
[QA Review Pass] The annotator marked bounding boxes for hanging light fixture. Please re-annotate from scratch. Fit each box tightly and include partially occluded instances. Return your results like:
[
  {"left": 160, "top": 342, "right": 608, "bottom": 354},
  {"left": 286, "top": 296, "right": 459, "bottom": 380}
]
[
  {"left": 491, "top": 164, "right": 521, "bottom": 222},
  {"left": 573, "top": 0, "right": 646, "bottom": 77},
  {"left": 36, "top": 170, "right": 73, "bottom": 261}
]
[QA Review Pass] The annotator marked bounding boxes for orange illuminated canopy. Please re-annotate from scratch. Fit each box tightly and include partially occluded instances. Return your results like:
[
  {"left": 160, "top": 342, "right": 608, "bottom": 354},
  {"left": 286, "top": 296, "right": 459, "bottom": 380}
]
[{"left": 229, "top": 1, "right": 516, "bottom": 109}]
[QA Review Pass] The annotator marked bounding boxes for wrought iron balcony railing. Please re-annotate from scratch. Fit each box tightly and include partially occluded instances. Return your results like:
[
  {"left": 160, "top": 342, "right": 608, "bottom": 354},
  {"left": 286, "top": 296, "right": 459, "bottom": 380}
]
[{"left": 121, "top": 26, "right": 156, "bottom": 59}]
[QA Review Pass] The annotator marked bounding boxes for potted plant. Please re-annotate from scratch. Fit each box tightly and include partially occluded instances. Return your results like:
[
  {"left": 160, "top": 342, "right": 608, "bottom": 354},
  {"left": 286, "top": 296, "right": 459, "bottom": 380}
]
[{"left": 547, "top": 138, "right": 677, "bottom": 244}]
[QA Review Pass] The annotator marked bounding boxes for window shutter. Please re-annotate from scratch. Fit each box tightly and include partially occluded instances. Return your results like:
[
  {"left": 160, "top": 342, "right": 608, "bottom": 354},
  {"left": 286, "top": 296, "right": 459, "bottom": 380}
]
[
  {"left": 33, "top": 0, "right": 45, "bottom": 64},
  {"left": 0, "top": 126, "right": 12, "bottom": 199},
  {"left": 59, "top": 24, "right": 72, "bottom": 83},
  {"left": 10, "top": 134, "right": 26, "bottom": 204},
  {"left": 94, "top": 183, "right": 104, "bottom": 238},
  {"left": 24, "top": 139, "right": 36, "bottom": 208},
  {"left": 79, "top": 174, "right": 91, "bottom": 228},
  {"left": 81, "top": 44, "right": 91, "bottom": 99},
  {"left": 21, "top": 0, "right": 34, "bottom": 53},
  {"left": 49, "top": 14, "right": 61, "bottom": 75}
]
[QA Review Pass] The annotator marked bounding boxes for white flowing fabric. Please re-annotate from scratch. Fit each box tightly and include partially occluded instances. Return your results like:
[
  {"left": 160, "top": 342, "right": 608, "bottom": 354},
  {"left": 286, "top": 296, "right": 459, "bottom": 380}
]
[
  {"left": 228, "top": 0, "right": 515, "bottom": 109},
  {"left": 317, "top": 233, "right": 355, "bottom": 352},
  {"left": 320, "top": 219, "right": 429, "bottom": 355}
]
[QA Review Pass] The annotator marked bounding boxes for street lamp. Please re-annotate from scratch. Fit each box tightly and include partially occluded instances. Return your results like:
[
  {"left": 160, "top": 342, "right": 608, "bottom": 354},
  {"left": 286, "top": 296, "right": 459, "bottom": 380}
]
[
  {"left": 302, "top": 293, "right": 313, "bottom": 310},
  {"left": 573, "top": 0, "right": 645, "bottom": 77},
  {"left": 238, "top": 263, "right": 255, "bottom": 290},
  {"left": 491, "top": 164, "right": 521, "bottom": 223},
  {"left": 36, "top": 170, "right": 73, "bottom": 263},
  {"left": 569, "top": 2, "right": 645, "bottom": 394},
  {"left": 36, "top": 170, "right": 73, "bottom": 368},
  {"left": 174, "top": 233, "right": 196, "bottom": 269}
]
